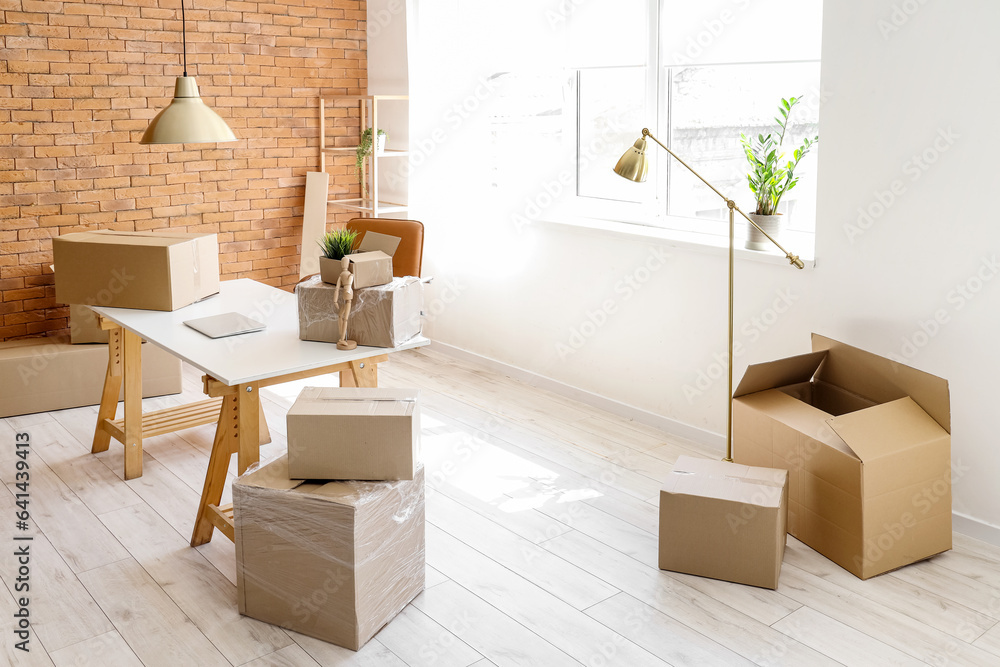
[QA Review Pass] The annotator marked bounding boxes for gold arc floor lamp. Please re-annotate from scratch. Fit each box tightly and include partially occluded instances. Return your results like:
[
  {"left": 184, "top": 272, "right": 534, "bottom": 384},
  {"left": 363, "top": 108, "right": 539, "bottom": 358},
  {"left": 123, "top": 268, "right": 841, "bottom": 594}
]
[
  {"left": 140, "top": 0, "right": 236, "bottom": 144},
  {"left": 614, "top": 128, "right": 804, "bottom": 462}
]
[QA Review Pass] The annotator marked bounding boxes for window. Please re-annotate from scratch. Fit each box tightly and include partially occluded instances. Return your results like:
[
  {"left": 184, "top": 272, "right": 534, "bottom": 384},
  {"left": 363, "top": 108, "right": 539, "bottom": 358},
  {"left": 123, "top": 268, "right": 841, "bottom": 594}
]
[{"left": 489, "top": 0, "right": 824, "bottom": 243}]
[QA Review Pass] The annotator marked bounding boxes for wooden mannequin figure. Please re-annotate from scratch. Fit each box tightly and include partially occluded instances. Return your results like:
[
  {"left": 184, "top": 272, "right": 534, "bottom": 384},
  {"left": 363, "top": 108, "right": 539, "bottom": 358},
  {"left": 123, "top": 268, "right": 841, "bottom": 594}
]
[{"left": 332, "top": 256, "right": 358, "bottom": 350}]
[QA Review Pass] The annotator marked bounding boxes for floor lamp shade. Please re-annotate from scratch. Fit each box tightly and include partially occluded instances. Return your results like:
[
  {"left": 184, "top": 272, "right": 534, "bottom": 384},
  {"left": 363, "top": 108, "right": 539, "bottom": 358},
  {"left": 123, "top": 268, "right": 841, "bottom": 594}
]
[
  {"left": 140, "top": 77, "right": 236, "bottom": 145},
  {"left": 614, "top": 138, "right": 649, "bottom": 183}
]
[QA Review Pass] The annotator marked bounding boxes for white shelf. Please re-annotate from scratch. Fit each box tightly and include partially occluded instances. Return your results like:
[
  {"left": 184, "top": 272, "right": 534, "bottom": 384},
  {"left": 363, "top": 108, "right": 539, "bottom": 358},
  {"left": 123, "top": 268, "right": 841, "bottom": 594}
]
[
  {"left": 319, "top": 96, "right": 410, "bottom": 218},
  {"left": 327, "top": 198, "right": 409, "bottom": 214},
  {"left": 322, "top": 147, "right": 409, "bottom": 157}
]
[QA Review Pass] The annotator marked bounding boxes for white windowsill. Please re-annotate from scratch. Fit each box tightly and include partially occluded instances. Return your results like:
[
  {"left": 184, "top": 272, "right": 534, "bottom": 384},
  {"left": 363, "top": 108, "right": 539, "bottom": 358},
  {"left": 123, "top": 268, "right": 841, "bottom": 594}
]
[{"left": 536, "top": 214, "right": 817, "bottom": 269}]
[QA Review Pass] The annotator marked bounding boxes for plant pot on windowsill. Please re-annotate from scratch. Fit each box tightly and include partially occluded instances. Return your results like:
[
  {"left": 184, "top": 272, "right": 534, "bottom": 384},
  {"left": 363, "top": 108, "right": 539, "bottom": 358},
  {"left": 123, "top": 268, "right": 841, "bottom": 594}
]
[{"left": 746, "top": 213, "right": 784, "bottom": 251}]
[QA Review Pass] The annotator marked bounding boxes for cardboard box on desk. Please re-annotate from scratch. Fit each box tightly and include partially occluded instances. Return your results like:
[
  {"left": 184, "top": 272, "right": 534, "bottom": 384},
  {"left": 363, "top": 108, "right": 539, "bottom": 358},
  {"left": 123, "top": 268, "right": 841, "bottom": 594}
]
[
  {"left": 659, "top": 456, "right": 788, "bottom": 589},
  {"left": 234, "top": 456, "right": 425, "bottom": 652},
  {"left": 733, "top": 333, "right": 952, "bottom": 579},
  {"left": 320, "top": 232, "right": 401, "bottom": 289},
  {"left": 0, "top": 337, "right": 182, "bottom": 418},
  {"left": 53, "top": 230, "right": 220, "bottom": 311},
  {"left": 287, "top": 387, "right": 419, "bottom": 481},
  {"left": 297, "top": 275, "right": 422, "bottom": 349}
]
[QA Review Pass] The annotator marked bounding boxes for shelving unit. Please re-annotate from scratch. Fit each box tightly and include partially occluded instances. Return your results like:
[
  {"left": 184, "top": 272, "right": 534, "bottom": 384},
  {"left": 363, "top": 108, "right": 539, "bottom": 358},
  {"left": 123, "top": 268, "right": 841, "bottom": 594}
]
[{"left": 319, "top": 95, "right": 409, "bottom": 218}]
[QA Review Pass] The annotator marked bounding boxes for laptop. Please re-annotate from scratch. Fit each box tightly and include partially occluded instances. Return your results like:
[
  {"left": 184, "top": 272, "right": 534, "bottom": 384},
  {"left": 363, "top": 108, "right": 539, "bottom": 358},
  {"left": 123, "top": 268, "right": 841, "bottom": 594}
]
[{"left": 184, "top": 312, "right": 266, "bottom": 339}]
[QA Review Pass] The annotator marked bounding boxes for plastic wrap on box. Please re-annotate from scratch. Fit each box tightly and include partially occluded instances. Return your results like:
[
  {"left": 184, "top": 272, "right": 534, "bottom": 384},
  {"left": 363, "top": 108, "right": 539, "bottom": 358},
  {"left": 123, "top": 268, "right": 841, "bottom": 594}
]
[
  {"left": 296, "top": 275, "right": 422, "bottom": 348},
  {"left": 233, "top": 455, "right": 425, "bottom": 651}
]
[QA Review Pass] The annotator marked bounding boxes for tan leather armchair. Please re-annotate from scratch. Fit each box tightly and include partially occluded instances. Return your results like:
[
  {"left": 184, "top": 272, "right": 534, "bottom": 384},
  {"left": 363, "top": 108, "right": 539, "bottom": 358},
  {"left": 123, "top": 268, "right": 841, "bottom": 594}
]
[{"left": 346, "top": 218, "right": 424, "bottom": 278}]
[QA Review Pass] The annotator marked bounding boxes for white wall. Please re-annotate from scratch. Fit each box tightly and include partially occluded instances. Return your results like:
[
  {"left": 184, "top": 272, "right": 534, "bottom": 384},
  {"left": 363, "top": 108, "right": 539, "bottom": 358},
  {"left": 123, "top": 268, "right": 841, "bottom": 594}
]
[
  {"left": 397, "top": 1, "right": 1000, "bottom": 535},
  {"left": 366, "top": 0, "right": 409, "bottom": 206}
]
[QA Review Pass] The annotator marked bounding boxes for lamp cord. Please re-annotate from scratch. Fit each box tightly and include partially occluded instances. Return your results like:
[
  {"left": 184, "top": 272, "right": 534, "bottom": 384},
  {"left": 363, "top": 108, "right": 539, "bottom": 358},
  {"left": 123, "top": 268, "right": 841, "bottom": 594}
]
[{"left": 181, "top": 0, "right": 187, "bottom": 76}]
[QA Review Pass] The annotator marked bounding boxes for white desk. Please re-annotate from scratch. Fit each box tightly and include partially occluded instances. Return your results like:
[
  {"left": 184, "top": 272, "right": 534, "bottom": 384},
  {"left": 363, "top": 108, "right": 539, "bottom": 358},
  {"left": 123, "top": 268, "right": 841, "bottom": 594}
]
[{"left": 90, "top": 278, "right": 429, "bottom": 545}]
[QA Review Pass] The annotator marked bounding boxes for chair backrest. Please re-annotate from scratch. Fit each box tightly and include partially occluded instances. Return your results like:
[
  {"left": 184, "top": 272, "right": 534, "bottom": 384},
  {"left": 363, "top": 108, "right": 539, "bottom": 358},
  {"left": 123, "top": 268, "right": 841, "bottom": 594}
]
[{"left": 346, "top": 218, "right": 424, "bottom": 278}]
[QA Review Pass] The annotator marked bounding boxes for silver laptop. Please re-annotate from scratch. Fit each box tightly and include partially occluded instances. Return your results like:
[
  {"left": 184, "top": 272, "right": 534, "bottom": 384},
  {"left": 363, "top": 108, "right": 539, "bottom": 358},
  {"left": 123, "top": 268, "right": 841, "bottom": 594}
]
[{"left": 184, "top": 312, "right": 266, "bottom": 339}]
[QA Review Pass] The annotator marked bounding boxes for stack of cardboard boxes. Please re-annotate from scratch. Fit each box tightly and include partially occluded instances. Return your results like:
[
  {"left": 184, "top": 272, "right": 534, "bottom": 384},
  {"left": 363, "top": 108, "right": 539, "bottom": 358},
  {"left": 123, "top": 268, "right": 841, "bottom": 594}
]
[
  {"left": 0, "top": 230, "right": 220, "bottom": 418},
  {"left": 233, "top": 387, "right": 425, "bottom": 652},
  {"left": 297, "top": 232, "right": 423, "bottom": 348}
]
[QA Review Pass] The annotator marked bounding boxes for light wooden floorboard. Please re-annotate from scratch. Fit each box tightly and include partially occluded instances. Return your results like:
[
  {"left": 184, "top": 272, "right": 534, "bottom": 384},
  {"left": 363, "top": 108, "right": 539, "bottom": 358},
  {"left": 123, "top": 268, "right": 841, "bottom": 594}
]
[
  {"left": 76, "top": 558, "right": 230, "bottom": 667},
  {"left": 1, "top": 348, "right": 999, "bottom": 665},
  {"left": 48, "top": 631, "right": 143, "bottom": 667}
]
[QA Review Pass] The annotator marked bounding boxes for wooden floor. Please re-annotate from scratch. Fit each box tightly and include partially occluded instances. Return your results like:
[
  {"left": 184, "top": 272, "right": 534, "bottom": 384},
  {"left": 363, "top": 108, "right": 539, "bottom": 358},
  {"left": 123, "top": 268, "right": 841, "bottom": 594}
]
[{"left": 2, "top": 347, "right": 1000, "bottom": 666}]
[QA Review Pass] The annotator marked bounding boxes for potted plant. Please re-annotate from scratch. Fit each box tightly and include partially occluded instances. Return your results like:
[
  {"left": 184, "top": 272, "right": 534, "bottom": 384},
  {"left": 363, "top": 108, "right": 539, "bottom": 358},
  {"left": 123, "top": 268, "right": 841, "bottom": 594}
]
[
  {"left": 356, "top": 128, "right": 388, "bottom": 200},
  {"left": 317, "top": 228, "right": 359, "bottom": 284},
  {"left": 740, "top": 97, "right": 818, "bottom": 250}
]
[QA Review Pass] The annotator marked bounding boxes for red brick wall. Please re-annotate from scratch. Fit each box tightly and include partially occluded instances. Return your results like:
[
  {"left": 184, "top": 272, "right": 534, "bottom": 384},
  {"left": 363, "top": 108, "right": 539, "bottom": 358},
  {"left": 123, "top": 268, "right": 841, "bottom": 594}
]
[{"left": 0, "top": 0, "right": 367, "bottom": 341}]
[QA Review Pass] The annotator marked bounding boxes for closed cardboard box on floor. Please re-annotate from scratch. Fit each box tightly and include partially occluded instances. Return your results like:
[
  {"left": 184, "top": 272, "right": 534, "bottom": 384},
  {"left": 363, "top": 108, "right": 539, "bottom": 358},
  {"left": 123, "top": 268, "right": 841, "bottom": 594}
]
[
  {"left": 0, "top": 337, "right": 182, "bottom": 418},
  {"left": 659, "top": 455, "right": 788, "bottom": 589},
  {"left": 53, "top": 230, "right": 220, "bottom": 311},
  {"left": 733, "top": 334, "right": 952, "bottom": 579},
  {"left": 287, "top": 387, "right": 420, "bottom": 481},
  {"left": 234, "top": 456, "right": 425, "bottom": 651}
]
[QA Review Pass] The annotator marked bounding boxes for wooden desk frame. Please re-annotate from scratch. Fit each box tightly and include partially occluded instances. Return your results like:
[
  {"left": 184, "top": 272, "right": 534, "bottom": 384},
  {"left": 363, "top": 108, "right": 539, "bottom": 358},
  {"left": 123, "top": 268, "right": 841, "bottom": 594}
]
[{"left": 91, "top": 317, "right": 388, "bottom": 546}]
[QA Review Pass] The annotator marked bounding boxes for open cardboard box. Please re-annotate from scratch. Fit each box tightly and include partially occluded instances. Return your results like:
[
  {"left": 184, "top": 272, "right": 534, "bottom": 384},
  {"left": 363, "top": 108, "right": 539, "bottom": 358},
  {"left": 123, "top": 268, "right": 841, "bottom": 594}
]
[
  {"left": 733, "top": 334, "right": 951, "bottom": 579},
  {"left": 320, "top": 231, "right": 401, "bottom": 288}
]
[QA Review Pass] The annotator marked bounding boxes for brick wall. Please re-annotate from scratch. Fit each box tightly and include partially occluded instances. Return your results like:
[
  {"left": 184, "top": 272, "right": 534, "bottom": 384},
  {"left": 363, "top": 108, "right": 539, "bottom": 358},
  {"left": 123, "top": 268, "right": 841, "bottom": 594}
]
[{"left": 0, "top": 0, "right": 367, "bottom": 341}]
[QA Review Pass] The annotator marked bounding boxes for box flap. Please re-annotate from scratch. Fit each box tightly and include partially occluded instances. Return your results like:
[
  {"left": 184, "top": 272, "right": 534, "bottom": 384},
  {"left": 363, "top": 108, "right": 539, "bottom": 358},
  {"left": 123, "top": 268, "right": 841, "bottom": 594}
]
[
  {"left": 234, "top": 456, "right": 305, "bottom": 492},
  {"left": 827, "top": 396, "right": 949, "bottom": 462},
  {"left": 812, "top": 334, "right": 951, "bottom": 433},
  {"left": 348, "top": 250, "right": 392, "bottom": 264},
  {"left": 289, "top": 387, "right": 418, "bottom": 417},
  {"left": 58, "top": 230, "right": 203, "bottom": 248},
  {"left": 734, "top": 351, "right": 827, "bottom": 398},
  {"left": 664, "top": 455, "right": 785, "bottom": 506},
  {"left": 358, "top": 231, "right": 402, "bottom": 258}
]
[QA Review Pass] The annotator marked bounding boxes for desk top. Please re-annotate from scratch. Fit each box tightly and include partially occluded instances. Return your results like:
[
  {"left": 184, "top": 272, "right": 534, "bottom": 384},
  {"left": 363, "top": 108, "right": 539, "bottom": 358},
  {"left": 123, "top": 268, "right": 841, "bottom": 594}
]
[{"left": 90, "top": 279, "right": 429, "bottom": 387}]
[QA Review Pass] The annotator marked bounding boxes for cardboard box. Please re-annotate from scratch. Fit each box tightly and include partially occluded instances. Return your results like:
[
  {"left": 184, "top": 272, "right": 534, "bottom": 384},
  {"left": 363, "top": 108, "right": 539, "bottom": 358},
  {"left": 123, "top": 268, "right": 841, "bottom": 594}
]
[
  {"left": 659, "top": 455, "right": 788, "bottom": 589},
  {"left": 234, "top": 456, "right": 425, "bottom": 651},
  {"left": 733, "top": 334, "right": 952, "bottom": 579},
  {"left": 53, "top": 230, "right": 220, "bottom": 311},
  {"left": 69, "top": 304, "right": 109, "bottom": 344},
  {"left": 320, "top": 231, "right": 402, "bottom": 288},
  {"left": 297, "top": 275, "right": 422, "bottom": 349},
  {"left": 0, "top": 336, "right": 182, "bottom": 418},
  {"left": 287, "top": 387, "right": 419, "bottom": 481}
]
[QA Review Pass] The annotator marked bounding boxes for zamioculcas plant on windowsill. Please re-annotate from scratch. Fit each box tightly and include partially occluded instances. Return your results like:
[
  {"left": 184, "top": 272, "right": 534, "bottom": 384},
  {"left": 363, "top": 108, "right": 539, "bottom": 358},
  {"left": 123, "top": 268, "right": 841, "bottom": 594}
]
[{"left": 740, "top": 96, "right": 818, "bottom": 250}]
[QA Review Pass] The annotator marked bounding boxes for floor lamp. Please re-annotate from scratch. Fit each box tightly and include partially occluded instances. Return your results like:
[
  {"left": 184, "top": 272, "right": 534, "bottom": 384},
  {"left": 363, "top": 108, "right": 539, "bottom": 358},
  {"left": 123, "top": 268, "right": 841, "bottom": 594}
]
[{"left": 614, "top": 128, "right": 805, "bottom": 462}]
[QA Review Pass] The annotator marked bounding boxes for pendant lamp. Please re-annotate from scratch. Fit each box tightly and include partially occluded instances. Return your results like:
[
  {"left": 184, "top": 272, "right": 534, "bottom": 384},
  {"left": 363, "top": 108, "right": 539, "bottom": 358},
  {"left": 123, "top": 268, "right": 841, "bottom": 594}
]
[{"left": 140, "top": 1, "right": 236, "bottom": 144}]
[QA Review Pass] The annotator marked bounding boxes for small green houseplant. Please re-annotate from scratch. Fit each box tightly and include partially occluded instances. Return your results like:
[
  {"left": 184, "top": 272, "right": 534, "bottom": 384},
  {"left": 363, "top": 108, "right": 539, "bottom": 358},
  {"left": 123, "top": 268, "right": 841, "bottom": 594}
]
[
  {"left": 356, "top": 128, "right": 387, "bottom": 200},
  {"left": 739, "top": 97, "right": 817, "bottom": 249},
  {"left": 317, "top": 228, "right": 359, "bottom": 283}
]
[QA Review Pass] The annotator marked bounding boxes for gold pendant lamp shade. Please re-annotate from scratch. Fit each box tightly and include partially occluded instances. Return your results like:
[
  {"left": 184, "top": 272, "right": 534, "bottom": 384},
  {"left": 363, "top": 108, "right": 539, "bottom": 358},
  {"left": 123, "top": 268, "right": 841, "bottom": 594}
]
[
  {"left": 140, "top": 2, "right": 236, "bottom": 144},
  {"left": 613, "top": 137, "right": 649, "bottom": 183}
]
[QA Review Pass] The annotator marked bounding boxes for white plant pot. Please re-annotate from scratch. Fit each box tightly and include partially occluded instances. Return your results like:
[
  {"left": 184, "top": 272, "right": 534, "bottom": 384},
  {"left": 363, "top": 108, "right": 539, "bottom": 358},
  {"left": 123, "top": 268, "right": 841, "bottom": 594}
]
[
  {"left": 745, "top": 213, "right": 784, "bottom": 251},
  {"left": 376, "top": 134, "right": 387, "bottom": 155}
]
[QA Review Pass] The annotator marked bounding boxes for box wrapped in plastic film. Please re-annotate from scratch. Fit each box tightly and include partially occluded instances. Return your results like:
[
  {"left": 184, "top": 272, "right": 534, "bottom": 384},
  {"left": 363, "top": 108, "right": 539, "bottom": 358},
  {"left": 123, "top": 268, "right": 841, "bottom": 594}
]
[
  {"left": 297, "top": 275, "right": 422, "bottom": 348},
  {"left": 234, "top": 455, "right": 425, "bottom": 651}
]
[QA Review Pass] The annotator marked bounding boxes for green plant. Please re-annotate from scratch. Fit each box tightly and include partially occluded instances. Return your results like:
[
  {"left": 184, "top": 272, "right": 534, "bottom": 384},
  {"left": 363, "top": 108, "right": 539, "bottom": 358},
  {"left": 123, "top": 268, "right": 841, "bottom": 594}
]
[
  {"left": 355, "top": 128, "right": 387, "bottom": 199},
  {"left": 317, "top": 228, "right": 359, "bottom": 260},
  {"left": 740, "top": 97, "right": 818, "bottom": 216}
]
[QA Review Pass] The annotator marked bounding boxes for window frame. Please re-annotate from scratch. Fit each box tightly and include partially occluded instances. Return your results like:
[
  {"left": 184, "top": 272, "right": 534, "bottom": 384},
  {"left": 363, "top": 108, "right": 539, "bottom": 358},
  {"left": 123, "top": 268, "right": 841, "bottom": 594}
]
[{"left": 563, "top": 0, "right": 822, "bottom": 247}]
